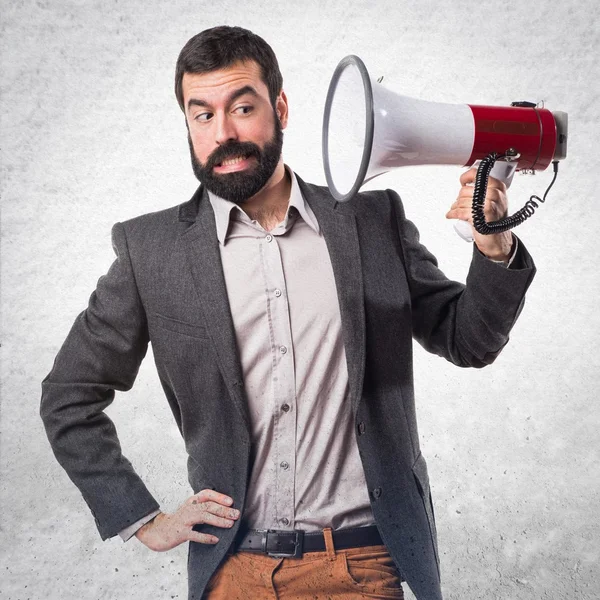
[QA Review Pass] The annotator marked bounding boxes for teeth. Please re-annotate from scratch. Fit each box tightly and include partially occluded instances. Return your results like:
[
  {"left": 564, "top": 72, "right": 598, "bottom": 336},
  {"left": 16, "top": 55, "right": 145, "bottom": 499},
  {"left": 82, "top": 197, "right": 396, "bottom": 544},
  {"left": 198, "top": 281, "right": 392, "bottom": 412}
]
[{"left": 221, "top": 156, "right": 245, "bottom": 167}]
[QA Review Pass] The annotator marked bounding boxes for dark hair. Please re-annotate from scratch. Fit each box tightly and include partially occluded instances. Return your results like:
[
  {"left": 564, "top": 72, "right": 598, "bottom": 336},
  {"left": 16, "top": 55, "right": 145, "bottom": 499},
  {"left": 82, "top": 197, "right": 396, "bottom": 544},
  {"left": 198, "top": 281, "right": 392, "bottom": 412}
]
[{"left": 175, "top": 26, "right": 283, "bottom": 112}]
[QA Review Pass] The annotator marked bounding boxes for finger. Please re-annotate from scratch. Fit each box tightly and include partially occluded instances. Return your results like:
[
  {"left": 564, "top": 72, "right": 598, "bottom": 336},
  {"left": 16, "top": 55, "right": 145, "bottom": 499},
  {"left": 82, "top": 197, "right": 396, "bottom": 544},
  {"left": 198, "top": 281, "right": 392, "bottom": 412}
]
[
  {"left": 456, "top": 187, "right": 474, "bottom": 203},
  {"left": 459, "top": 168, "right": 507, "bottom": 192},
  {"left": 445, "top": 207, "right": 472, "bottom": 222},
  {"left": 189, "top": 509, "right": 236, "bottom": 529},
  {"left": 455, "top": 187, "right": 506, "bottom": 209},
  {"left": 187, "top": 531, "right": 219, "bottom": 545},
  {"left": 191, "top": 489, "right": 234, "bottom": 506},
  {"left": 190, "top": 500, "right": 240, "bottom": 519},
  {"left": 451, "top": 192, "right": 480, "bottom": 212},
  {"left": 459, "top": 168, "right": 477, "bottom": 186},
  {"left": 450, "top": 196, "right": 473, "bottom": 210},
  {"left": 183, "top": 500, "right": 239, "bottom": 526},
  {"left": 448, "top": 202, "right": 507, "bottom": 223},
  {"left": 459, "top": 182, "right": 505, "bottom": 199}
]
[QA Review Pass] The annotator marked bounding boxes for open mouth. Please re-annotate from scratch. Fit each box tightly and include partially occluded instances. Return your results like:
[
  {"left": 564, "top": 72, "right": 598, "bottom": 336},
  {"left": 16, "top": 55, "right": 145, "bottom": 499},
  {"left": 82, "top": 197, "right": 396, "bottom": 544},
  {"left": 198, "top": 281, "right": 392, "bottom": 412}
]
[
  {"left": 217, "top": 155, "right": 247, "bottom": 168},
  {"left": 213, "top": 154, "right": 257, "bottom": 173}
]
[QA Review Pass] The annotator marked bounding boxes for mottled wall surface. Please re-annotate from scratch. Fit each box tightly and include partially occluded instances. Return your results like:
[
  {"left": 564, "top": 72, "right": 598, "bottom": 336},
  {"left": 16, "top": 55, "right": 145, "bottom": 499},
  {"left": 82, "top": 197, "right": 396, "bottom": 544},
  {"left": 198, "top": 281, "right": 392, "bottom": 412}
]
[{"left": 1, "top": 1, "right": 599, "bottom": 599}]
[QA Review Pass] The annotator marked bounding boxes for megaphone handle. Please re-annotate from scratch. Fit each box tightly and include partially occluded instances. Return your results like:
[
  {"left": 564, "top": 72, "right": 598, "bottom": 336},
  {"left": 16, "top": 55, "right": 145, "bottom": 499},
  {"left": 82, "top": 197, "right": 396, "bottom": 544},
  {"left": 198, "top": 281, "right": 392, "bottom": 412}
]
[{"left": 454, "top": 160, "right": 518, "bottom": 242}]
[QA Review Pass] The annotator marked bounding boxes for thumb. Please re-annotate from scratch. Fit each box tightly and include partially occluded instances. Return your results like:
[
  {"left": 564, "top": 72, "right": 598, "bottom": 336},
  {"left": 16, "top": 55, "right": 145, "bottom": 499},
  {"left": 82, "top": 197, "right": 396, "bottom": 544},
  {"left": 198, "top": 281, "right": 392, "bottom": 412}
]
[
  {"left": 460, "top": 167, "right": 477, "bottom": 186},
  {"left": 187, "top": 530, "right": 220, "bottom": 545}
]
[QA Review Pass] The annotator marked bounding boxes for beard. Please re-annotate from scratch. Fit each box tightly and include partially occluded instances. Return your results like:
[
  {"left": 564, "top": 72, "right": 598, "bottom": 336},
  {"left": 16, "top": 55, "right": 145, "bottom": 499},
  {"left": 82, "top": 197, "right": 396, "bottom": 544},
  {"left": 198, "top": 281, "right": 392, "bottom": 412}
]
[{"left": 188, "top": 113, "right": 284, "bottom": 205}]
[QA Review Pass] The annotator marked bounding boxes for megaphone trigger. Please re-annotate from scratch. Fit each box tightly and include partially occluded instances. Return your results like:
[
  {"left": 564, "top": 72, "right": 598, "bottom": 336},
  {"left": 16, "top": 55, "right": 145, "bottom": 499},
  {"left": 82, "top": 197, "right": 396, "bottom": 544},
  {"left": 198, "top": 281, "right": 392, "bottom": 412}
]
[{"left": 484, "top": 159, "right": 518, "bottom": 188}]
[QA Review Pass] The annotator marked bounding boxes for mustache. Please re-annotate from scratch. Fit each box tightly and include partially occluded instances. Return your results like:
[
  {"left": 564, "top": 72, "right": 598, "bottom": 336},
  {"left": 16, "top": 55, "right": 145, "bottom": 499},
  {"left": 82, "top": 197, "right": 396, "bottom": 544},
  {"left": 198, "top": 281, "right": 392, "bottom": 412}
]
[{"left": 204, "top": 141, "right": 262, "bottom": 170}]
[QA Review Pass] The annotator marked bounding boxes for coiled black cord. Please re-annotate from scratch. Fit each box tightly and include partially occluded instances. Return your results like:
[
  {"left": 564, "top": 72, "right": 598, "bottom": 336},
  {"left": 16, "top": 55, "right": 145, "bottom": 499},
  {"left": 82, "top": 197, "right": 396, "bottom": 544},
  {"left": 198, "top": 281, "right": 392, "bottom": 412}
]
[{"left": 472, "top": 153, "right": 559, "bottom": 235}]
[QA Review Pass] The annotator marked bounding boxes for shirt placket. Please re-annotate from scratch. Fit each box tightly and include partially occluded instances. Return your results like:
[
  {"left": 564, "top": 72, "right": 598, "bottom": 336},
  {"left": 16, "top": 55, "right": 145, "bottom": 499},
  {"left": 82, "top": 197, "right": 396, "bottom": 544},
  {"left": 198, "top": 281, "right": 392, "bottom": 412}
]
[{"left": 260, "top": 231, "right": 297, "bottom": 530}]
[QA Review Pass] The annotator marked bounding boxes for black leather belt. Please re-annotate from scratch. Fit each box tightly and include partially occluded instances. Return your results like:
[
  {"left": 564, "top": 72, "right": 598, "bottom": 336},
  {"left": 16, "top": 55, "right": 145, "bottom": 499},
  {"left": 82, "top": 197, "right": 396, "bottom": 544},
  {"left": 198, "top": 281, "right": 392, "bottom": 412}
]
[{"left": 231, "top": 525, "right": 383, "bottom": 558}]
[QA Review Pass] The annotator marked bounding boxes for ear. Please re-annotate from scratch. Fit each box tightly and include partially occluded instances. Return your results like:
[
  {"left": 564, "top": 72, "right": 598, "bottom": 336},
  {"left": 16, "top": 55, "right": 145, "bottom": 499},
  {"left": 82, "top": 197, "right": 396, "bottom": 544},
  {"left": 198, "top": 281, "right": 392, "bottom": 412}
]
[{"left": 275, "top": 90, "right": 289, "bottom": 129}]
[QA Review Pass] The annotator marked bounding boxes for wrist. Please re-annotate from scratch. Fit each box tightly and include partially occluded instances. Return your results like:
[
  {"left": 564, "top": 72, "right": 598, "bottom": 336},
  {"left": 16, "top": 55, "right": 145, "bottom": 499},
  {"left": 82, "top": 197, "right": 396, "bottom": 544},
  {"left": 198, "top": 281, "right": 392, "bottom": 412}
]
[
  {"left": 135, "top": 511, "right": 164, "bottom": 540},
  {"left": 135, "top": 512, "right": 173, "bottom": 552},
  {"left": 477, "top": 232, "right": 514, "bottom": 263}
]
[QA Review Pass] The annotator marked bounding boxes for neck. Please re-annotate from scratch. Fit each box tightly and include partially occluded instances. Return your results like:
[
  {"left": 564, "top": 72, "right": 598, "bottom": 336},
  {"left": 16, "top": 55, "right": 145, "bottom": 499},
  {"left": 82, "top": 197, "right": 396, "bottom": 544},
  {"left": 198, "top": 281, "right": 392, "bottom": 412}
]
[{"left": 241, "top": 161, "right": 291, "bottom": 231}]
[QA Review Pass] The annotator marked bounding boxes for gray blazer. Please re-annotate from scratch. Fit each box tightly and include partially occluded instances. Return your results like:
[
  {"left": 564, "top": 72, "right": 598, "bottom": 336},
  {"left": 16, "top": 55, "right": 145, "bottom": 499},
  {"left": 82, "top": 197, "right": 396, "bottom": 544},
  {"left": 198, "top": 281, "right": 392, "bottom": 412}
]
[{"left": 41, "top": 175, "right": 536, "bottom": 600}]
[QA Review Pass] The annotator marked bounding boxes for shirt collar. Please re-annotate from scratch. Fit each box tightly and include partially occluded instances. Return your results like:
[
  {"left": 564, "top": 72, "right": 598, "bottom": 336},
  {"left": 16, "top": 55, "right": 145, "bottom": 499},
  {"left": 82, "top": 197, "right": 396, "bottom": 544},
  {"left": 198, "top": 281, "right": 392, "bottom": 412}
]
[{"left": 207, "top": 166, "right": 320, "bottom": 245}]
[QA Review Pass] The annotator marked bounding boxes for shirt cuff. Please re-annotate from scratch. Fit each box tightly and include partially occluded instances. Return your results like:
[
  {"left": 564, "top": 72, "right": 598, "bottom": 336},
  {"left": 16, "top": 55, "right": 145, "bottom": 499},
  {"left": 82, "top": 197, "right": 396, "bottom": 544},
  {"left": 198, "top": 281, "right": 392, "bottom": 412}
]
[
  {"left": 119, "top": 509, "right": 162, "bottom": 542},
  {"left": 487, "top": 236, "right": 519, "bottom": 268}
]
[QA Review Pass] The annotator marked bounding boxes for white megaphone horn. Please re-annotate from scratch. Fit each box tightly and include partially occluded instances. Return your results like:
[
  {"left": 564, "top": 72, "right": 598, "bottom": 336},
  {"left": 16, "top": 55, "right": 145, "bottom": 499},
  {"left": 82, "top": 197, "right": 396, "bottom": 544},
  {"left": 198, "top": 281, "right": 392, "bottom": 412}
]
[{"left": 322, "top": 55, "right": 568, "bottom": 241}]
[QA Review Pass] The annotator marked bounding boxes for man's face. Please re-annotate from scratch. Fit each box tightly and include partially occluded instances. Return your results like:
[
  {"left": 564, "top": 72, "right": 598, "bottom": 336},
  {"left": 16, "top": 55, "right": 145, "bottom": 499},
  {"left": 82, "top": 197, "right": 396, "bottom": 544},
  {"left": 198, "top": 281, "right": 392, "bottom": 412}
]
[{"left": 182, "top": 61, "right": 288, "bottom": 204}]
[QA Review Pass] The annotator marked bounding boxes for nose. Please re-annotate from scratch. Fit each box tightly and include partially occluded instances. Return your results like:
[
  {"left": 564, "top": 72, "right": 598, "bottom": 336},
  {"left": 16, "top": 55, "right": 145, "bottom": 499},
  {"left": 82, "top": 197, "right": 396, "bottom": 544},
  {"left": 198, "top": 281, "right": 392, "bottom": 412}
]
[{"left": 215, "top": 114, "right": 238, "bottom": 145}]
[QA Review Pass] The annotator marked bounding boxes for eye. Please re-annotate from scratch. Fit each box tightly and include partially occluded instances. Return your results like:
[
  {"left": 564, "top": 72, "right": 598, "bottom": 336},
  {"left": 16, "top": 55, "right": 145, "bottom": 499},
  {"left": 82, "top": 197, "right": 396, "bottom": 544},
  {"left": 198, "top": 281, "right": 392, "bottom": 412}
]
[
  {"left": 234, "top": 105, "right": 253, "bottom": 116},
  {"left": 193, "top": 112, "right": 213, "bottom": 123}
]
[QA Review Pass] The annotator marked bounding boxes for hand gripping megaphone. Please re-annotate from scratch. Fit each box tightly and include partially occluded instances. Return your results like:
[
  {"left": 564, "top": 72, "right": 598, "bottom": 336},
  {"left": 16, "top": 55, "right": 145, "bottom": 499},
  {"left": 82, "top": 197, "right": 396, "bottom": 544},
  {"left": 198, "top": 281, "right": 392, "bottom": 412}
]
[{"left": 322, "top": 55, "right": 568, "bottom": 241}]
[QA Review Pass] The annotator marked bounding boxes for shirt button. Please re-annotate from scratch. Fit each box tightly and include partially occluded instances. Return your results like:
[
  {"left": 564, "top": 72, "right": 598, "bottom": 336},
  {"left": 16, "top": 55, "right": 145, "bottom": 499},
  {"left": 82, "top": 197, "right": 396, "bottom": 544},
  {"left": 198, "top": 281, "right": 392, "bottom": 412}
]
[
  {"left": 265, "top": 234, "right": 273, "bottom": 242},
  {"left": 280, "top": 517, "right": 290, "bottom": 526},
  {"left": 280, "top": 345, "right": 288, "bottom": 354},
  {"left": 372, "top": 487, "right": 382, "bottom": 499},
  {"left": 358, "top": 422, "right": 366, "bottom": 435},
  {"left": 280, "top": 461, "right": 289, "bottom": 470},
  {"left": 281, "top": 404, "right": 290, "bottom": 413},
  {"left": 274, "top": 289, "right": 282, "bottom": 297}
]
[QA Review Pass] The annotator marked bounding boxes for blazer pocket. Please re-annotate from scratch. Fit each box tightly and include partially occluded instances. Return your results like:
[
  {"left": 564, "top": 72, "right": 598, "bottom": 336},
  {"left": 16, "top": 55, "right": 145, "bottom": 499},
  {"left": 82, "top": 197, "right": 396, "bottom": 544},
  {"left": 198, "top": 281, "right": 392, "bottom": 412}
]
[{"left": 152, "top": 313, "right": 209, "bottom": 339}]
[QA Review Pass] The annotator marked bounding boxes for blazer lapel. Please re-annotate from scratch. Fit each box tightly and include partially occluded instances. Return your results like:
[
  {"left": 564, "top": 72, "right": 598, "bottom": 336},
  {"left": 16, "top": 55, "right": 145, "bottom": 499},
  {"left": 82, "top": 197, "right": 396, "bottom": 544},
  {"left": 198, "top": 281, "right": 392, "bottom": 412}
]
[
  {"left": 179, "top": 188, "right": 250, "bottom": 430},
  {"left": 298, "top": 177, "right": 366, "bottom": 415}
]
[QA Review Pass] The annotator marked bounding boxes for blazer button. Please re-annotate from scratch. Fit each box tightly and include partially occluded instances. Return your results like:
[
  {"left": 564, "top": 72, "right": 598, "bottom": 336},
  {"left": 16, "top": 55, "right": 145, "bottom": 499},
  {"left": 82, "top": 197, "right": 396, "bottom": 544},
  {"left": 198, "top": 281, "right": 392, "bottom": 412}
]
[
  {"left": 372, "top": 487, "right": 382, "bottom": 499},
  {"left": 357, "top": 422, "right": 366, "bottom": 435}
]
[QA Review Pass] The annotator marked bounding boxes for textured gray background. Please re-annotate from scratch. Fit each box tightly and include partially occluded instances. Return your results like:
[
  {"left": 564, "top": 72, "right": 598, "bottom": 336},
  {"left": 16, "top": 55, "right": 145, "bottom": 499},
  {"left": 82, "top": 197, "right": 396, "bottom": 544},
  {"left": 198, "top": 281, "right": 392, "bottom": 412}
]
[{"left": 1, "top": 1, "right": 599, "bottom": 598}]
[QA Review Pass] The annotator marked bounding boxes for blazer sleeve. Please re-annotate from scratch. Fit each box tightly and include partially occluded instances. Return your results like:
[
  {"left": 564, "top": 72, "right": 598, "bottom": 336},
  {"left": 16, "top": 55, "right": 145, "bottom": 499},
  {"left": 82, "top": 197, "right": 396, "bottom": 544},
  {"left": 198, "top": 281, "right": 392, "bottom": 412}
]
[
  {"left": 390, "top": 189, "right": 536, "bottom": 368},
  {"left": 40, "top": 222, "right": 160, "bottom": 540}
]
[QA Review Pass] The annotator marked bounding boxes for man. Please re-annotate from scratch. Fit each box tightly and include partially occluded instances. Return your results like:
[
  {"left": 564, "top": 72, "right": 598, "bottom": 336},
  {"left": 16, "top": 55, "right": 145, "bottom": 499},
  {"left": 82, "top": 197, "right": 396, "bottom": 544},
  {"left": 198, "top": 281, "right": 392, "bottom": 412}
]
[{"left": 41, "top": 26, "right": 535, "bottom": 600}]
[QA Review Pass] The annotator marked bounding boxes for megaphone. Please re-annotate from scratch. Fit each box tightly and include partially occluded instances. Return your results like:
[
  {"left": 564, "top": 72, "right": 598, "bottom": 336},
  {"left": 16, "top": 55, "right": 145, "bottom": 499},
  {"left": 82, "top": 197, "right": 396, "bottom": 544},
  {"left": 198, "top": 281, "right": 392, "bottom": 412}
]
[{"left": 322, "top": 55, "right": 568, "bottom": 240}]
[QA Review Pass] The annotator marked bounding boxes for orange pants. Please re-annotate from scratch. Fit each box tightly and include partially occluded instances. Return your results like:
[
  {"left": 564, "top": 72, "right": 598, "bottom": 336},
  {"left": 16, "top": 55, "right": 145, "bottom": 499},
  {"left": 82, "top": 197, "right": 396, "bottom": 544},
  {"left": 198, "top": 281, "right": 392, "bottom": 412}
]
[{"left": 203, "top": 528, "right": 404, "bottom": 599}]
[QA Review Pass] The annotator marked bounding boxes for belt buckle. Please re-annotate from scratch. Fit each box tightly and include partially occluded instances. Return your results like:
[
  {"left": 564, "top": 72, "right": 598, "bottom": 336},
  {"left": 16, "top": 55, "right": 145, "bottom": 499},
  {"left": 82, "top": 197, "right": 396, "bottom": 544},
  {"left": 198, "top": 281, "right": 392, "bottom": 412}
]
[{"left": 263, "top": 529, "right": 304, "bottom": 558}]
